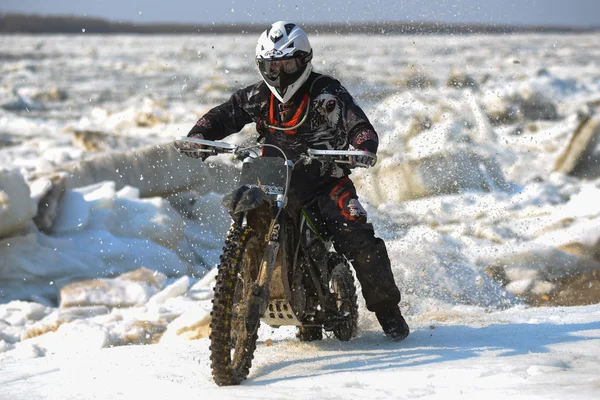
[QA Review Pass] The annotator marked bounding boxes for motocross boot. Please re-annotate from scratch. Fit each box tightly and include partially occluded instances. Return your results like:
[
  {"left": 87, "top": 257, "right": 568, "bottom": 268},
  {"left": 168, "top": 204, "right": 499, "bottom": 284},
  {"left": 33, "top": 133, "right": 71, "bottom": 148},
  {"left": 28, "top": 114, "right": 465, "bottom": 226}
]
[{"left": 375, "top": 305, "right": 410, "bottom": 341}]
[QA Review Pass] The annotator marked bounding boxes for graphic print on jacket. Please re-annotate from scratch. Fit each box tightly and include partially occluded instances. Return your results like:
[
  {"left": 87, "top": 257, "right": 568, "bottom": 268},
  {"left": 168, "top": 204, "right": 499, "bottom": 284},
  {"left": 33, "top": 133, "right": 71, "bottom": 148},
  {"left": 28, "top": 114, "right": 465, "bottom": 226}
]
[
  {"left": 308, "top": 91, "right": 345, "bottom": 149},
  {"left": 188, "top": 72, "right": 380, "bottom": 196}
]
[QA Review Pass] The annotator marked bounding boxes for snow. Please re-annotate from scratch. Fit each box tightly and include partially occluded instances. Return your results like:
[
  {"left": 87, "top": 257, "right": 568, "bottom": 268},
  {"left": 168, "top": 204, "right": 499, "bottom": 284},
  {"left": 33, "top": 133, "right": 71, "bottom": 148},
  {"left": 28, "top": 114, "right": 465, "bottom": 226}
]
[
  {"left": 1, "top": 305, "right": 599, "bottom": 399},
  {"left": 1, "top": 32, "right": 600, "bottom": 398},
  {"left": 0, "top": 169, "right": 36, "bottom": 238}
]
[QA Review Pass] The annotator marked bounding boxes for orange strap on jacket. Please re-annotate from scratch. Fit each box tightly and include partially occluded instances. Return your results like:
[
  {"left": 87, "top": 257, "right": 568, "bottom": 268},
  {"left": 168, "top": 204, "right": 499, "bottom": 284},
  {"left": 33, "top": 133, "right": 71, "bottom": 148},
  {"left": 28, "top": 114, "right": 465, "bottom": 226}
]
[{"left": 269, "top": 93, "right": 309, "bottom": 135}]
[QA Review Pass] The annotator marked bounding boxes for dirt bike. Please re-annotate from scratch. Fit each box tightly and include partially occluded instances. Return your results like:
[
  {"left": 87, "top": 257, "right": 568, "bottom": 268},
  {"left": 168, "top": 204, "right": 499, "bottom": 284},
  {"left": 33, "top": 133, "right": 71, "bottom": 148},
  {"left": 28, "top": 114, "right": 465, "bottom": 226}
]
[{"left": 173, "top": 136, "right": 377, "bottom": 386}]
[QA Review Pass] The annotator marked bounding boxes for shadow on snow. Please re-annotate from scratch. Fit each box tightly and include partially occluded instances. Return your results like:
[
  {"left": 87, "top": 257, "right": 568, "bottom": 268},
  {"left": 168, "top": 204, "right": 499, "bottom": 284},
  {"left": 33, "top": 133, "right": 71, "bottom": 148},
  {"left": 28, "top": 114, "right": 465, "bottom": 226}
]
[{"left": 246, "top": 320, "right": 600, "bottom": 385}]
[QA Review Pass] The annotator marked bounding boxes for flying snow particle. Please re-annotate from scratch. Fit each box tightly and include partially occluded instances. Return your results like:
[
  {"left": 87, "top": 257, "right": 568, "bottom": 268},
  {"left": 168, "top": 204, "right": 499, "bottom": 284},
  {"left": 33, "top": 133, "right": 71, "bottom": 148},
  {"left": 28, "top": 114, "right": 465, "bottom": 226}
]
[{"left": 82, "top": 29, "right": 86, "bottom": 33}]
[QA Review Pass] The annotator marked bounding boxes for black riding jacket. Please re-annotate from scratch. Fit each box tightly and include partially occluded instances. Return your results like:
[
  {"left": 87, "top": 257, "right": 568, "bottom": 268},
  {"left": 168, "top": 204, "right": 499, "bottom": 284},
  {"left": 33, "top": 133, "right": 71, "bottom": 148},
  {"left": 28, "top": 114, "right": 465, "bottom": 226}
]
[{"left": 187, "top": 72, "right": 380, "bottom": 198}]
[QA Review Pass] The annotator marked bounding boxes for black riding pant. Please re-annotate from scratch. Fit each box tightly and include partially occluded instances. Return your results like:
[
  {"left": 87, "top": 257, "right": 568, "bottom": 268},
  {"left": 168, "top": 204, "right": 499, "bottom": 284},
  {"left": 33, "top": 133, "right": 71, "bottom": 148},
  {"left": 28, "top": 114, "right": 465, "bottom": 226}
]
[{"left": 304, "top": 177, "right": 401, "bottom": 312}]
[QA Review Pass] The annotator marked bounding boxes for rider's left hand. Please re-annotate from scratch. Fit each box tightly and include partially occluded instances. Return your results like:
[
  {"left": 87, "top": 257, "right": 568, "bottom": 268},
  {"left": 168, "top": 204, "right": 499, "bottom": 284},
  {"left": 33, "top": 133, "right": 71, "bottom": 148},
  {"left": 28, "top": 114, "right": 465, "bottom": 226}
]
[{"left": 351, "top": 150, "right": 376, "bottom": 167}]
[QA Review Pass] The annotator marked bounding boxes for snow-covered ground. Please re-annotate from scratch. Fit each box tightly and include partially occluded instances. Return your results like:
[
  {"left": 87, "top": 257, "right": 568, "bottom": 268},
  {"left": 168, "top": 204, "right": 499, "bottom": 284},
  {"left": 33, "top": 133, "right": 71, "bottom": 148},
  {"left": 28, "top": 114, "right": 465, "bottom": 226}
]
[
  {"left": 1, "top": 33, "right": 600, "bottom": 398},
  {"left": 2, "top": 304, "right": 599, "bottom": 400}
]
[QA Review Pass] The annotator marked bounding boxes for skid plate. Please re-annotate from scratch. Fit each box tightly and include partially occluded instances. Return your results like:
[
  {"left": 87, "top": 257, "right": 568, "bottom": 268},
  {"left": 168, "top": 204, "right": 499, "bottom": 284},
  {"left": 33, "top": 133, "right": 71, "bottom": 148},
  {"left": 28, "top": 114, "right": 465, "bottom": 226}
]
[{"left": 261, "top": 299, "right": 302, "bottom": 327}]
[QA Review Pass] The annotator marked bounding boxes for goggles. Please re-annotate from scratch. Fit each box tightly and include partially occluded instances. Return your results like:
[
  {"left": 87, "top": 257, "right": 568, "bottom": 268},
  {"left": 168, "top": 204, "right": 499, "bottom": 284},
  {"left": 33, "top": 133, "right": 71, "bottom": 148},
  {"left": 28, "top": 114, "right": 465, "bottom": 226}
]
[{"left": 259, "top": 58, "right": 300, "bottom": 79}]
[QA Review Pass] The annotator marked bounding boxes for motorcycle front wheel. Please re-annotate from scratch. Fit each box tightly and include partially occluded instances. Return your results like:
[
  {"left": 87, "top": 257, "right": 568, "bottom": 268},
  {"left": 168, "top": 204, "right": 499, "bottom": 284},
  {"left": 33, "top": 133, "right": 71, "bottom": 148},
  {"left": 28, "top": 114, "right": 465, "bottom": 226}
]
[{"left": 209, "top": 225, "right": 262, "bottom": 386}]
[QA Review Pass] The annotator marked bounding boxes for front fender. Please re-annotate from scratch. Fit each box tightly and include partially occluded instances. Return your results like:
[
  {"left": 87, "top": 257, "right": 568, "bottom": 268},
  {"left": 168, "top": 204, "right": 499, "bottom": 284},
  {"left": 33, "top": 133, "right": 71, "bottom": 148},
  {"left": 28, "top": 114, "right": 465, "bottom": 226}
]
[{"left": 222, "top": 185, "right": 271, "bottom": 216}]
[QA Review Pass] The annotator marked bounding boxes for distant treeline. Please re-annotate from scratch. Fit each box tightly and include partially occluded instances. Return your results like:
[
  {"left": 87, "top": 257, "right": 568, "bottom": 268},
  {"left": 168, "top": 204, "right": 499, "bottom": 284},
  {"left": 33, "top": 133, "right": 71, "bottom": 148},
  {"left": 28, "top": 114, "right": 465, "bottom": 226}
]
[{"left": 1, "top": 13, "right": 598, "bottom": 35}]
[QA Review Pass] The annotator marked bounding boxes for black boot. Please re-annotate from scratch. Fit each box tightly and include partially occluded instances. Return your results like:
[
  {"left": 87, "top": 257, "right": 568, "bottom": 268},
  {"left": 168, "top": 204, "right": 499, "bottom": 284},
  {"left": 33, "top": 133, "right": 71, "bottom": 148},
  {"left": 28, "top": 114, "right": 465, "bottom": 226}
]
[{"left": 375, "top": 305, "right": 410, "bottom": 341}]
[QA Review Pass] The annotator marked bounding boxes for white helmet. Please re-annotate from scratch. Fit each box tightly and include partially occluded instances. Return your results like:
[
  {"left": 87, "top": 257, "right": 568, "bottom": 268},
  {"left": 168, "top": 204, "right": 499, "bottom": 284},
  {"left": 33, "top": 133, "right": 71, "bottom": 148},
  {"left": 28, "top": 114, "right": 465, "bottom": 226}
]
[{"left": 255, "top": 21, "right": 313, "bottom": 103}]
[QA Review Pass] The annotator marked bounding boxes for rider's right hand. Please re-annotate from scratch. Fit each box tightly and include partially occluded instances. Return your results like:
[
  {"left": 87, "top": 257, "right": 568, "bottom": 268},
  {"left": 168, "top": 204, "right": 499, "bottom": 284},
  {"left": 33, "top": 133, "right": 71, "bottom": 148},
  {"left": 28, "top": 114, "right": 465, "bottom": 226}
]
[{"left": 184, "top": 134, "right": 209, "bottom": 161}]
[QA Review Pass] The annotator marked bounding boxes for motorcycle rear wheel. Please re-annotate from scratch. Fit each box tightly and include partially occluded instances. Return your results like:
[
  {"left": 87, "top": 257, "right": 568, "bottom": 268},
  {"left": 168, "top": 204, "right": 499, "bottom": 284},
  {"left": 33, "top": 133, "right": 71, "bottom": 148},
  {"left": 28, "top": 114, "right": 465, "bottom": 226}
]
[
  {"left": 209, "top": 225, "right": 261, "bottom": 386},
  {"left": 329, "top": 254, "right": 359, "bottom": 341}
]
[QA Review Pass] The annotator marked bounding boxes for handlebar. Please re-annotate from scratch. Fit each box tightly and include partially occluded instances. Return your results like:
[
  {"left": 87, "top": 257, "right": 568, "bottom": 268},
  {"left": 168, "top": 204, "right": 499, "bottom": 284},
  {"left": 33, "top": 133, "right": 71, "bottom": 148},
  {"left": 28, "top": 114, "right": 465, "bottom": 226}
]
[
  {"left": 305, "top": 148, "right": 377, "bottom": 167},
  {"left": 173, "top": 136, "right": 237, "bottom": 156},
  {"left": 173, "top": 136, "right": 376, "bottom": 168}
]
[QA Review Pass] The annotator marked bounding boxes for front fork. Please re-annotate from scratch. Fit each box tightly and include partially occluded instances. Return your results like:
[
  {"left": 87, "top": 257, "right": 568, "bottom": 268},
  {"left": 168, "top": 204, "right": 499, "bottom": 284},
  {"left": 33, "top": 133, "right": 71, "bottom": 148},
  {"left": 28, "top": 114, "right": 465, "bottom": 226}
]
[{"left": 243, "top": 204, "right": 283, "bottom": 333}]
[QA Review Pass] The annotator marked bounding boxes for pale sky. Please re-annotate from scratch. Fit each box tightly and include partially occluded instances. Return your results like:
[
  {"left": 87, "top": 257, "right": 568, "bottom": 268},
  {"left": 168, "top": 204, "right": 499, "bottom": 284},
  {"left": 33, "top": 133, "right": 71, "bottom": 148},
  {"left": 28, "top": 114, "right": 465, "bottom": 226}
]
[{"left": 1, "top": 0, "right": 599, "bottom": 27}]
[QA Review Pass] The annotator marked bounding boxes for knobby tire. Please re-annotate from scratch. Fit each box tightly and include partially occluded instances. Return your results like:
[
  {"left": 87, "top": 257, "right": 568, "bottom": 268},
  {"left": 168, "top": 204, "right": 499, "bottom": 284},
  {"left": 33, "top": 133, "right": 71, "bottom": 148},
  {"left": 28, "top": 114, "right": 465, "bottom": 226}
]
[
  {"left": 209, "top": 225, "right": 260, "bottom": 386},
  {"left": 329, "top": 253, "right": 359, "bottom": 341}
]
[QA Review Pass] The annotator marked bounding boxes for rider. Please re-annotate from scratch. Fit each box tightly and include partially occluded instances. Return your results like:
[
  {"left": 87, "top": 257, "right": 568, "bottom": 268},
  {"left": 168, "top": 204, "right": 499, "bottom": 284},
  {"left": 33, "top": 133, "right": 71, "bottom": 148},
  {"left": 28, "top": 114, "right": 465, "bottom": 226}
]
[{"left": 185, "top": 21, "right": 409, "bottom": 340}]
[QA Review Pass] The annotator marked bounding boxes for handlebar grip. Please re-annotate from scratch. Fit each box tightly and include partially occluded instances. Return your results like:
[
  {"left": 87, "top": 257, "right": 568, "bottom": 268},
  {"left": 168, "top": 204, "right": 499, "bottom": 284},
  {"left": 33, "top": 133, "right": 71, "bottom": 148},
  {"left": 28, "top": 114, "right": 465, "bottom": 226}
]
[
  {"left": 173, "top": 136, "right": 237, "bottom": 155},
  {"left": 305, "top": 148, "right": 377, "bottom": 168}
]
